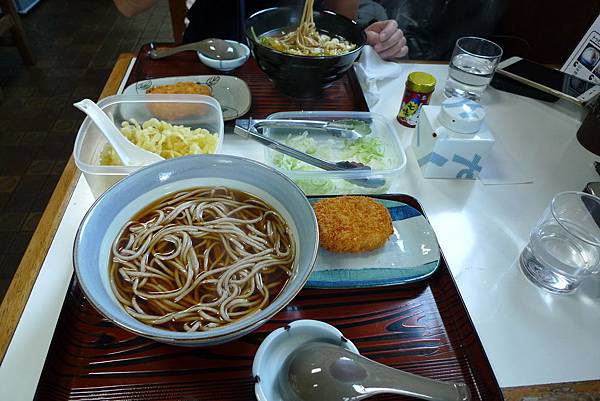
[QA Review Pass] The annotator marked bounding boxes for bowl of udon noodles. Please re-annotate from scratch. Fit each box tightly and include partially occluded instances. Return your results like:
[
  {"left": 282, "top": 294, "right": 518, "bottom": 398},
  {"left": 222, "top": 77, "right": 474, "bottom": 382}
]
[
  {"left": 245, "top": 3, "right": 365, "bottom": 98},
  {"left": 74, "top": 154, "right": 319, "bottom": 346}
]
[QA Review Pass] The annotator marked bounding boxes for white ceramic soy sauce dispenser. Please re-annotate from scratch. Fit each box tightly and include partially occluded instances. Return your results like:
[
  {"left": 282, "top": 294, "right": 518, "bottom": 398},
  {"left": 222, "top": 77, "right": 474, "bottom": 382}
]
[{"left": 412, "top": 97, "right": 495, "bottom": 179}]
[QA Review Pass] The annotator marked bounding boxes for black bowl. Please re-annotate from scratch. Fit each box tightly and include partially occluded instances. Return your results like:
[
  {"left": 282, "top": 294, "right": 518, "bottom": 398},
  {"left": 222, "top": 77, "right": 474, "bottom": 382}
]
[{"left": 245, "top": 7, "right": 366, "bottom": 98}]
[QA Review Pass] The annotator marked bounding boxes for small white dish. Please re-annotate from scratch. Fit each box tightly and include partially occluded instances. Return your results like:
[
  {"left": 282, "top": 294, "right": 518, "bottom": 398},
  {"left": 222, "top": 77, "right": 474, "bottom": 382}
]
[
  {"left": 197, "top": 40, "right": 250, "bottom": 71},
  {"left": 252, "top": 320, "right": 359, "bottom": 401},
  {"left": 123, "top": 75, "right": 251, "bottom": 121}
]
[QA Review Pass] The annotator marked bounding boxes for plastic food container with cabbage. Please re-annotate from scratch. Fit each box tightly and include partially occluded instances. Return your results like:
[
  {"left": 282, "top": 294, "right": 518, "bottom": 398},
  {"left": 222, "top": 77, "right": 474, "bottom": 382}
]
[
  {"left": 261, "top": 111, "right": 406, "bottom": 195},
  {"left": 74, "top": 94, "right": 224, "bottom": 197}
]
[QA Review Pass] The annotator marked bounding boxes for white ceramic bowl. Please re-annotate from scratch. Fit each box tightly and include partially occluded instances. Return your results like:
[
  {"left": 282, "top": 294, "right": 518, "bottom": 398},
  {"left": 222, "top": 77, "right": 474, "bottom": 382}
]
[
  {"left": 252, "top": 320, "right": 360, "bottom": 401},
  {"left": 197, "top": 40, "right": 250, "bottom": 71},
  {"left": 74, "top": 155, "right": 319, "bottom": 346}
]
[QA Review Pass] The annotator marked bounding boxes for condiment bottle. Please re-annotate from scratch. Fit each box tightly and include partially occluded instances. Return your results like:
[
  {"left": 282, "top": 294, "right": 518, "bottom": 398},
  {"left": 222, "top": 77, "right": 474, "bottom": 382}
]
[{"left": 397, "top": 72, "right": 436, "bottom": 128}]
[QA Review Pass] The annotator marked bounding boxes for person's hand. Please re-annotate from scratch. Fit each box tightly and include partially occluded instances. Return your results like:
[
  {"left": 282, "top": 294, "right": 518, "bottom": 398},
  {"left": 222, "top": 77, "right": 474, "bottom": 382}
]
[{"left": 365, "top": 20, "right": 408, "bottom": 60}]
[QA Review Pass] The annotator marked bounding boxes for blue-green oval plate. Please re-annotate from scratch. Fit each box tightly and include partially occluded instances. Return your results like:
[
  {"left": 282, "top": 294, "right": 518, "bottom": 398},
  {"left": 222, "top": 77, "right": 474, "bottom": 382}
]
[{"left": 306, "top": 198, "right": 441, "bottom": 288}]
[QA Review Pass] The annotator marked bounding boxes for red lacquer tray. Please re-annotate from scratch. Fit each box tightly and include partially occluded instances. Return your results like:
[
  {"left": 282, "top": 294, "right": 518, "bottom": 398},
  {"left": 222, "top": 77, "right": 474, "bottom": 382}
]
[
  {"left": 34, "top": 193, "right": 502, "bottom": 401},
  {"left": 34, "top": 50, "right": 502, "bottom": 400},
  {"left": 124, "top": 44, "right": 370, "bottom": 118}
]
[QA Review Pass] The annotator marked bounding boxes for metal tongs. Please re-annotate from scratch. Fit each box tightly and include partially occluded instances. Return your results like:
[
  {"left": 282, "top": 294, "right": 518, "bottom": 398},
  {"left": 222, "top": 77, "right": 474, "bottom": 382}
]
[
  {"left": 234, "top": 119, "right": 385, "bottom": 189},
  {"left": 249, "top": 118, "right": 371, "bottom": 140}
]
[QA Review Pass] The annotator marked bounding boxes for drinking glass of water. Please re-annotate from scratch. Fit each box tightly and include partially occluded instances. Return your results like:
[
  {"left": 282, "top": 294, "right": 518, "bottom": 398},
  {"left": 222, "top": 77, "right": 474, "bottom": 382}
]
[
  {"left": 520, "top": 192, "right": 600, "bottom": 294},
  {"left": 444, "top": 37, "right": 503, "bottom": 101}
]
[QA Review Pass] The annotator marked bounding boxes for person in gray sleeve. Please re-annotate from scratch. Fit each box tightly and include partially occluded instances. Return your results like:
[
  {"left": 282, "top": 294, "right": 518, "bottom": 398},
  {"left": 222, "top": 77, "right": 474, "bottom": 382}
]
[{"left": 357, "top": 0, "right": 506, "bottom": 60}]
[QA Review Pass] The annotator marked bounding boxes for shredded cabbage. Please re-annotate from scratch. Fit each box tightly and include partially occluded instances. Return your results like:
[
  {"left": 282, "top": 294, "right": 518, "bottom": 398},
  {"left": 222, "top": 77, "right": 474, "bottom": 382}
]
[
  {"left": 343, "top": 138, "right": 385, "bottom": 164},
  {"left": 99, "top": 118, "right": 219, "bottom": 166},
  {"left": 271, "top": 132, "right": 334, "bottom": 171},
  {"left": 271, "top": 131, "right": 391, "bottom": 194}
]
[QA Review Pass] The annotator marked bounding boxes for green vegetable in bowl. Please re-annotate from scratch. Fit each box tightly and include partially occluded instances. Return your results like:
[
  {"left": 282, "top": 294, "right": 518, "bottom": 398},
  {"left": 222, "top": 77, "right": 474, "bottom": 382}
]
[
  {"left": 343, "top": 137, "right": 384, "bottom": 164},
  {"left": 271, "top": 132, "right": 332, "bottom": 171},
  {"left": 271, "top": 131, "right": 391, "bottom": 194},
  {"left": 272, "top": 132, "right": 386, "bottom": 171}
]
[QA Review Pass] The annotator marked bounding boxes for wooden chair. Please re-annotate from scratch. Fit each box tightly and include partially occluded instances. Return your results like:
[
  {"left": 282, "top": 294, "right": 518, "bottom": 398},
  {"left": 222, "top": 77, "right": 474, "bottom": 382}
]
[
  {"left": 169, "top": 0, "right": 187, "bottom": 44},
  {"left": 0, "top": 0, "right": 34, "bottom": 65}
]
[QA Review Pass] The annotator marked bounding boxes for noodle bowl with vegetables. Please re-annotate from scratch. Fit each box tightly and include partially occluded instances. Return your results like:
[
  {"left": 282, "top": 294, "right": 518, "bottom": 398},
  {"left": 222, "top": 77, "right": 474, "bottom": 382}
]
[
  {"left": 245, "top": 6, "right": 365, "bottom": 97},
  {"left": 258, "top": 0, "right": 356, "bottom": 56}
]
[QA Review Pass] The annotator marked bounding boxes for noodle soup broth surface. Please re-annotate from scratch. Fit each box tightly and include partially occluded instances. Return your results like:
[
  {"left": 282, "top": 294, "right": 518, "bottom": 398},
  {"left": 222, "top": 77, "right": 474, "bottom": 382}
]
[
  {"left": 109, "top": 187, "right": 296, "bottom": 333},
  {"left": 259, "top": 27, "right": 356, "bottom": 56}
]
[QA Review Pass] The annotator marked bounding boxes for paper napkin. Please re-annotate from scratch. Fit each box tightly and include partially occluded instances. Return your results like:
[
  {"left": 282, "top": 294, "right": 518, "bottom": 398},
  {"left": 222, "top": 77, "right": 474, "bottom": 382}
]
[{"left": 355, "top": 45, "right": 404, "bottom": 107}]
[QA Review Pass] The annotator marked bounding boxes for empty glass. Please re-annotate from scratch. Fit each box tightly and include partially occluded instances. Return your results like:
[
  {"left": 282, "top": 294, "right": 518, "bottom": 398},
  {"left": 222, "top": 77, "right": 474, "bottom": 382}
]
[
  {"left": 520, "top": 192, "right": 600, "bottom": 294},
  {"left": 444, "top": 37, "right": 503, "bottom": 101}
]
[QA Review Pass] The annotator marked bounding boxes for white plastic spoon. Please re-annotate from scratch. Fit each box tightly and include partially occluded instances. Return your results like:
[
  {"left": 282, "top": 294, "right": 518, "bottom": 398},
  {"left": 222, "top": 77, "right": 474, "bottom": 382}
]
[
  {"left": 279, "top": 342, "right": 471, "bottom": 401},
  {"left": 74, "top": 99, "right": 163, "bottom": 166}
]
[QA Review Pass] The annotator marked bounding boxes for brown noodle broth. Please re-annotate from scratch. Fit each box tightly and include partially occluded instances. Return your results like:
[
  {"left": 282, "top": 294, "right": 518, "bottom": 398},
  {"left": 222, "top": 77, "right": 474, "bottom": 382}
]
[
  {"left": 259, "top": 27, "right": 355, "bottom": 57},
  {"left": 261, "top": 26, "right": 348, "bottom": 42},
  {"left": 109, "top": 187, "right": 295, "bottom": 332}
]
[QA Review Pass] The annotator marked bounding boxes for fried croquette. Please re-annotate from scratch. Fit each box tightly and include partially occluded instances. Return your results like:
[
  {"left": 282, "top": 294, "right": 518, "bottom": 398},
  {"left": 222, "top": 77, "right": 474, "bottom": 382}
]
[
  {"left": 313, "top": 196, "right": 393, "bottom": 253},
  {"left": 146, "top": 82, "right": 212, "bottom": 96},
  {"left": 146, "top": 82, "right": 212, "bottom": 120}
]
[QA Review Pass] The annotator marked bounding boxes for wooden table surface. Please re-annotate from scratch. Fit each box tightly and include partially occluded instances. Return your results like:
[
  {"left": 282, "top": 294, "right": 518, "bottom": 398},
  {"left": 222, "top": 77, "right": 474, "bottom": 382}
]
[{"left": 1, "top": 52, "right": 599, "bottom": 401}]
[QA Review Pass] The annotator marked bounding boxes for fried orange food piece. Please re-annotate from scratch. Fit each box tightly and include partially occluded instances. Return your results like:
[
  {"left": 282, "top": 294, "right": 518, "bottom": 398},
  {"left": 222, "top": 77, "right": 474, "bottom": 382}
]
[
  {"left": 146, "top": 82, "right": 212, "bottom": 96},
  {"left": 313, "top": 196, "right": 393, "bottom": 253},
  {"left": 146, "top": 82, "right": 213, "bottom": 120}
]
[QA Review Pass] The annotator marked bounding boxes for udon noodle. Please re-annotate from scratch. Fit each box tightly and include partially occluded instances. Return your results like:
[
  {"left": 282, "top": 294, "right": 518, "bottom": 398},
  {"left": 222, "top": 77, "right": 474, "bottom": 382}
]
[
  {"left": 109, "top": 187, "right": 295, "bottom": 332},
  {"left": 259, "top": 0, "right": 356, "bottom": 56}
]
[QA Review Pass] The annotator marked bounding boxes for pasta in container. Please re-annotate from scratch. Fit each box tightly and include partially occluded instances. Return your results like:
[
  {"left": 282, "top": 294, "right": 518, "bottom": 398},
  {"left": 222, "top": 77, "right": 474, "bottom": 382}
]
[
  {"left": 99, "top": 118, "right": 219, "bottom": 166},
  {"left": 73, "top": 94, "right": 224, "bottom": 198}
]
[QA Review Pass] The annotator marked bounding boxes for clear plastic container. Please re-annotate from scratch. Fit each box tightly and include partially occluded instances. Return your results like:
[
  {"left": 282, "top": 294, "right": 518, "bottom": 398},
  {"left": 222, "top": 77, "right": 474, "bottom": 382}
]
[
  {"left": 74, "top": 94, "right": 224, "bottom": 198},
  {"left": 263, "top": 111, "right": 406, "bottom": 195}
]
